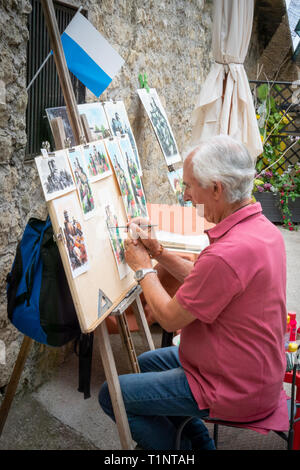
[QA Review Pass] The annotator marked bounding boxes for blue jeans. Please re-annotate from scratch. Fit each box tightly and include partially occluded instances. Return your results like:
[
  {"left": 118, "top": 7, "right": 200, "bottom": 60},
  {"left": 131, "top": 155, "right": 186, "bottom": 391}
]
[{"left": 98, "top": 346, "right": 215, "bottom": 450}]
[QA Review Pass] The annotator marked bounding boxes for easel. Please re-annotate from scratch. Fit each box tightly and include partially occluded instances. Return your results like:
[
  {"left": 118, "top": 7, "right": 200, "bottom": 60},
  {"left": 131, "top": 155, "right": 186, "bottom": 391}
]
[{"left": 0, "top": 0, "right": 155, "bottom": 450}]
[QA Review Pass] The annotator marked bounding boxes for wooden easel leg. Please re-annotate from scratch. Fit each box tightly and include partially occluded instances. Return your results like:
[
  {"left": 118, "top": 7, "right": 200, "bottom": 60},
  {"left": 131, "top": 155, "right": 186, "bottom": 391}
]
[
  {"left": 0, "top": 335, "right": 33, "bottom": 436},
  {"left": 131, "top": 297, "right": 155, "bottom": 351},
  {"left": 116, "top": 313, "right": 140, "bottom": 374},
  {"left": 95, "top": 321, "right": 134, "bottom": 450}
]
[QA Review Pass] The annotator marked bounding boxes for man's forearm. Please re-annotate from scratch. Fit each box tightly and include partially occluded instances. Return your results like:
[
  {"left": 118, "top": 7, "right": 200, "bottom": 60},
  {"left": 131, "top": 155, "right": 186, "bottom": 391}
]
[{"left": 154, "top": 248, "right": 194, "bottom": 283}]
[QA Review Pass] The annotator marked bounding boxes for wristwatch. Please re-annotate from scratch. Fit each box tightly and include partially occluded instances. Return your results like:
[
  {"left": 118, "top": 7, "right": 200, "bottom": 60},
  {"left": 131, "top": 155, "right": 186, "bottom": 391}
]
[{"left": 134, "top": 268, "right": 157, "bottom": 283}]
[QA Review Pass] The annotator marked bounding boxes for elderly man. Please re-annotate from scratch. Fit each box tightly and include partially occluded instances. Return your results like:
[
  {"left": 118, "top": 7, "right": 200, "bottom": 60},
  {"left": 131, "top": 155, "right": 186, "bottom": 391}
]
[{"left": 99, "top": 135, "right": 289, "bottom": 450}]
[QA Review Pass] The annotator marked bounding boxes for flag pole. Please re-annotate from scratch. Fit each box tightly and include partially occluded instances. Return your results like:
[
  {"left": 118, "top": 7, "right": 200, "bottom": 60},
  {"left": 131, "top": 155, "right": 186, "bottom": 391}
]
[
  {"left": 26, "top": 5, "right": 83, "bottom": 92},
  {"left": 40, "top": 0, "right": 84, "bottom": 146}
]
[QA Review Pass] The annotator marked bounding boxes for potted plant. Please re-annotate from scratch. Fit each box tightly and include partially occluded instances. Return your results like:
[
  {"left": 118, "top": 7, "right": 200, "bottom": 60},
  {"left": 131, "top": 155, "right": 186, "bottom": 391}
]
[{"left": 253, "top": 83, "right": 300, "bottom": 230}]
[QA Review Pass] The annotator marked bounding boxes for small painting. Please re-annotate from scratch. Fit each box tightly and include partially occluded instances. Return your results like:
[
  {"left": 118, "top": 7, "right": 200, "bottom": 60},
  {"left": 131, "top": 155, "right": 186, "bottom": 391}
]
[
  {"left": 81, "top": 140, "right": 112, "bottom": 182},
  {"left": 137, "top": 88, "right": 181, "bottom": 166},
  {"left": 53, "top": 192, "right": 89, "bottom": 279},
  {"left": 104, "top": 100, "right": 142, "bottom": 175},
  {"left": 118, "top": 135, "right": 148, "bottom": 218},
  {"left": 67, "top": 146, "right": 96, "bottom": 219},
  {"left": 168, "top": 168, "right": 192, "bottom": 207},
  {"left": 78, "top": 102, "right": 111, "bottom": 140},
  {"left": 104, "top": 202, "right": 130, "bottom": 280},
  {"left": 35, "top": 150, "right": 75, "bottom": 201},
  {"left": 104, "top": 138, "right": 141, "bottom": 219},
  {"left": 46, "top": 106, "right": 76, "bottom": 147}
]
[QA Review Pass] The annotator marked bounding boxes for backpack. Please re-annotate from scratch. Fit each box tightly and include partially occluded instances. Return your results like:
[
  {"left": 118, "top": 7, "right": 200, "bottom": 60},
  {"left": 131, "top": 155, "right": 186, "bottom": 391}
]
[{"left": 6, "top": 215, "right": 93, "bottom": 398}]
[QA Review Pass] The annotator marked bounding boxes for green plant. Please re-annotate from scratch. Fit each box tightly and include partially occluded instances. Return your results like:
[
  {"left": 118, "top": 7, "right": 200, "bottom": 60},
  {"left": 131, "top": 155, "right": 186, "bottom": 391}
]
[
  {"left": 253, "top": 83, "right": 300, "bottom": 230},
  {"left": 254, "top": 163, "right": 300, "bottom": 231}
]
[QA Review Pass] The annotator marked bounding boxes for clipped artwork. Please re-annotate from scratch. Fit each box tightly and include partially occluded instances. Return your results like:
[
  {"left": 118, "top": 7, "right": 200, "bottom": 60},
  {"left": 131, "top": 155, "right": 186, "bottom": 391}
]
[
  {"left": 104, "top": 202, "right": 130, "bottom": 280},
  {"left": 53, "top": 192, "right": 89, "bottom": 279},
  {"left": 35, "top": 150, "right": 75, "bottom": 201},
  {"left": 81, "top": 140, "right": 112, "bottom": 182},
  {"left": 168, "top": 168, "right": 192, "bottom": 207},
  {"left": 104, "top": 100, "right": 142, "bottom": 175},
  {"left": 67, "top": 146, "right": 96, "bottom": 219},
  {"left": 137, "top": 88, "right": 181, "bottom": 166},
  {"left": 118, "top": 135, "right": 148, "bottom": 218},
  {"left": 77, "top": 102, "right": 111, "bottom": 140},
  {"left": 46, "top": 106, "right": 76, "bottom": 147},
  {"left": 105, "top": 138, "right": 142, "bottom": 219}
]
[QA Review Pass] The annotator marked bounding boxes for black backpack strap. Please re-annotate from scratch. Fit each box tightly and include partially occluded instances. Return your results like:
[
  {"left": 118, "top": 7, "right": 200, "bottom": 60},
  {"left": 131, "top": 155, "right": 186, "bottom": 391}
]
[{"left": 74, "top": 332, "right": 94, "bottom": 399}]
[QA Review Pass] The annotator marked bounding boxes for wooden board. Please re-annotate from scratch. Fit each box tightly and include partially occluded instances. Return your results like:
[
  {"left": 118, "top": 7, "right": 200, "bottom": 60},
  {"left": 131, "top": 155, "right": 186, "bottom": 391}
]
[{"left": 47, "top": 165, "right": 136, "bottom": 334}]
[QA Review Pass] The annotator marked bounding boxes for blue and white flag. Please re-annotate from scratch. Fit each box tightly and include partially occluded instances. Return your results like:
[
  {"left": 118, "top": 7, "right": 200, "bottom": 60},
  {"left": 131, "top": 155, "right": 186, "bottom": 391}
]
[{"left": 61, "top": 12, "right": 125, "bottom": 97}]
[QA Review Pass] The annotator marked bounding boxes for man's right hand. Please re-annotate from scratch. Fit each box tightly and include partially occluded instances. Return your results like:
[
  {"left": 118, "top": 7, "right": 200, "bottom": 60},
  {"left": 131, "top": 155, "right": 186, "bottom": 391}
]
[{"left": 128, "top": 217, "right": 163, "bottom": 259}]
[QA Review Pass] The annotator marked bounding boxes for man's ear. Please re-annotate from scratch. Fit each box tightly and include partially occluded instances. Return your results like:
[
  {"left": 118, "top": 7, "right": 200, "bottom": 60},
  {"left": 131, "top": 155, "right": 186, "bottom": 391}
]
[{"left": 213, "top": 181, "right": 223, "bottom": 200}]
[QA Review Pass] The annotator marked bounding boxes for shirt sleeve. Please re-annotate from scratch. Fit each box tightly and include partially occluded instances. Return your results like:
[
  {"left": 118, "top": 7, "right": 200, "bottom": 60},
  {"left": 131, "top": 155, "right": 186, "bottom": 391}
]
[{"left": 176, "top": 253, "right": 242, "bottom": 324}]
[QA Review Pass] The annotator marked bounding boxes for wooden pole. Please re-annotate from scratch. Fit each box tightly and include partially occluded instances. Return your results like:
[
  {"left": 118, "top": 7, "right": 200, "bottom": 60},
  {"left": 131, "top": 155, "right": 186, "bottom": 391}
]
[
  {"left": 0, "top": 336, "right": 33, "bottom": 436},
  {"left": 40, "top": 0, "right": 84, "bottom": 146},
  {"left": 95, "top": 322, "right": 134, "bottom": 450}
]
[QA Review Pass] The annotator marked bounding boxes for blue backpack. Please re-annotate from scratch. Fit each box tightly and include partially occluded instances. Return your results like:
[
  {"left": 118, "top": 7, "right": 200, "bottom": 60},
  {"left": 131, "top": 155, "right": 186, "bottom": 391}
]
[
  {"left": 6, "top": 216, "right": 81, "bottom": 346},
  {"left": 6, "top": 216, "right": 93, "bottom": 398}
]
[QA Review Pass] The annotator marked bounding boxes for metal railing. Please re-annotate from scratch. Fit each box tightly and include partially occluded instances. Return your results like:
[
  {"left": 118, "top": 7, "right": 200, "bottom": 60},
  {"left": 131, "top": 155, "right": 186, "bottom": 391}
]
[
  {"left": 249, "top": 80, "right": 300, "bottom": 172},
  {"left": 25, "top": 0, "right": 86, "bottom": 160}
]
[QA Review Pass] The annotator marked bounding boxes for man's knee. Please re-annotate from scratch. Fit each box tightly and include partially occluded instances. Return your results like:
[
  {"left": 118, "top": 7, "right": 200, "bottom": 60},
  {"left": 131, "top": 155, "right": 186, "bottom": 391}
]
[{"left": 137, "top": 349, "right": 155, "bottom": 372}]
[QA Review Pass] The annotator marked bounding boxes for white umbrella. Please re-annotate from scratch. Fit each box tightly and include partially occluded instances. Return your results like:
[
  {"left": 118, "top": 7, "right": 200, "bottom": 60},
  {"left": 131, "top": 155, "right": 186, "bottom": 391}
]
[{"left": 190, "top": 0, "right": 263, "bottom": 159}]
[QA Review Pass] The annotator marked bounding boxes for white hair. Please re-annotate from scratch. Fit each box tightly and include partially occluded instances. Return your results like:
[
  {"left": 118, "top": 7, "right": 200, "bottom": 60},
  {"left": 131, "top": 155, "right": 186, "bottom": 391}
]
[{"left": 184, "top": 135, "right": 256, "bottom": 204}]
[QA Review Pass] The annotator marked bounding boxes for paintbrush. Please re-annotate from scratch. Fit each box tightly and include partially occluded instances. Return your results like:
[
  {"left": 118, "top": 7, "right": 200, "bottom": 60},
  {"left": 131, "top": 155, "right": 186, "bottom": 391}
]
[{"left": 108, "top": 224, "right": 158, "bottom": 229}]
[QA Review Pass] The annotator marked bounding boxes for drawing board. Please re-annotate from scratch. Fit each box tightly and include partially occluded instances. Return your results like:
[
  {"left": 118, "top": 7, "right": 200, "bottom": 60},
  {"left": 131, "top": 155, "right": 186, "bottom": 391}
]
[{"left": 47, "top": 165, "right": 136, "bottom": 333}]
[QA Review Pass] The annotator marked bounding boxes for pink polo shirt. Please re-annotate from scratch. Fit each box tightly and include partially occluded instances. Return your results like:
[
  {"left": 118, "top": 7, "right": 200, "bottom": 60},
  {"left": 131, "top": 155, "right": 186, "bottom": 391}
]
[{"left": 176, "top": 203, "right": 289, "bottom": 431}]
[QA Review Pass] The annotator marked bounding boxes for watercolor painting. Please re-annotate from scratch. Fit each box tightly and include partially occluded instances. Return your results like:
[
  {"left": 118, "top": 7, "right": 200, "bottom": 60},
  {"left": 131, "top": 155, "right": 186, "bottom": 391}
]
[
  {"left": 53, "top": 192, "right": 89, "bottom": 279},
  {"left": 81, "top": 140, "right": 112, "bottom": 182},
  {"left": 137, "top": 88, "right": 181, "bottom": 166},
  {"left": 35, "top": 150, "right": 75, "bottom": 201},
  {"left": 104, "top": 138, "right": 141, "bottom": 219},
  {"left": 118, "top": 135, "right": 148, "bottom": 218},
  {"left": 104, "top": 202, "right": 130, "bottom": 280},
  {"left": 104, "top": 100, "right": 142, "bottom": 174},
  {"left": 67, "top": 146, "right": 96, "bottom": 219},
  {"left": 167, "top": 167, "right": 192, "bottom": 207},
  {"left": 78, "top": 102, "right": 111, "bottom": 140}
]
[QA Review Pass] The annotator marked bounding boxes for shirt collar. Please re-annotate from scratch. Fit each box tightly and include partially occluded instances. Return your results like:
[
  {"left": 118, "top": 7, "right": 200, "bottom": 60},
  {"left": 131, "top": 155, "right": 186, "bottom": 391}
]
[{"left": 205, "top": 202, "right": 262, "bottom": 242}]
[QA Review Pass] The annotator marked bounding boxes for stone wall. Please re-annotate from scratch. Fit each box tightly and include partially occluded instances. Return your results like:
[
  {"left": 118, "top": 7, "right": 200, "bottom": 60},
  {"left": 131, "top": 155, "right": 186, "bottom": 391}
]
[{"left": 0, "top": 0, "right": 215, "bottom": 399}]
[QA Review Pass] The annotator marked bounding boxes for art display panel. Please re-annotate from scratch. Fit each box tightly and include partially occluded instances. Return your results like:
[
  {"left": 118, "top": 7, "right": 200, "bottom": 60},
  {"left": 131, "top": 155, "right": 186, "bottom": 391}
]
[
  {"left": 137, "top": 88, "right": 181, "bottom": 166},
  {"left": 104, "top": 100, "right": 142, "bottom": 175},
  {"left": 67, "top": 146, "right": 97, "bottom": 220},
  {"left": 35, "top": 150, "right": 75, "bottom": 201},
  {"left": 81, "top": 140, "right": 112, "bottom": 182},
  {"left": 47, "top": 171, "right": 136, "bottom": 333}
]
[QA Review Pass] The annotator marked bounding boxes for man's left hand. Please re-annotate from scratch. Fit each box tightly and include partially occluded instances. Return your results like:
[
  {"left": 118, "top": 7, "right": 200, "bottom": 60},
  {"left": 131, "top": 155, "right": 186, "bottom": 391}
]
[{"left": 124, "top": 238, "right": 152, "bottom": 272}]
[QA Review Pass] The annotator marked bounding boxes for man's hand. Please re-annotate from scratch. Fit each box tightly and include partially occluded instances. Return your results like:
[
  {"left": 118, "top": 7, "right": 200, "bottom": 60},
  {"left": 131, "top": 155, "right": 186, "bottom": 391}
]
[
  {"left": 128, "top": 217, "right": 162, "bottom": 258},
  {"left": 124, "top": 237, "right": 152, "bottom": 272}
]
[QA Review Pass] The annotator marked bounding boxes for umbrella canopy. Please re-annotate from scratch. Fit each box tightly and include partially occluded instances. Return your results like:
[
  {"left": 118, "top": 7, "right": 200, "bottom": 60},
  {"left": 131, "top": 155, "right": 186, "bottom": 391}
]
[{"left": 190, "top": 0, "right": 263, "bottom": 159}]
